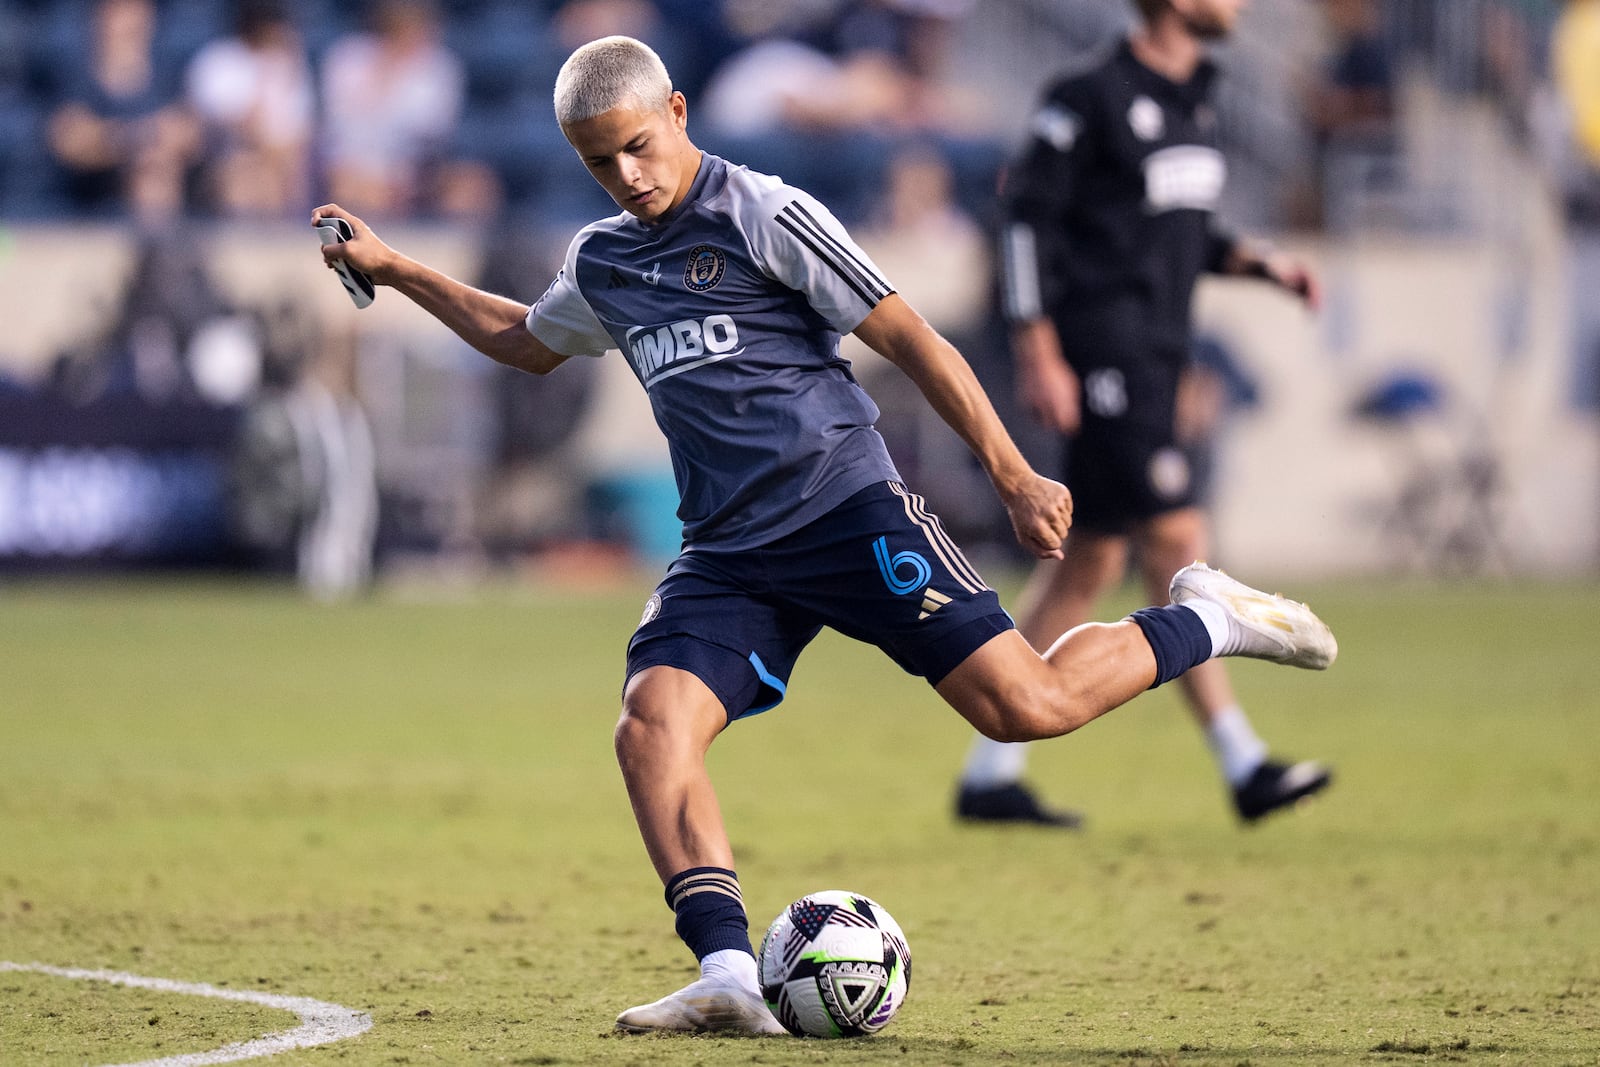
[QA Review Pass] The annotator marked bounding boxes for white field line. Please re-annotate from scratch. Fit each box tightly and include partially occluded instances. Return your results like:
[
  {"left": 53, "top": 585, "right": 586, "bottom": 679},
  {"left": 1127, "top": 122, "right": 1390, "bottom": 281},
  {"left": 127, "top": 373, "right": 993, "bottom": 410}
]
[{"left": 0, "top": 961, "right": 373, "bottom": 1066}]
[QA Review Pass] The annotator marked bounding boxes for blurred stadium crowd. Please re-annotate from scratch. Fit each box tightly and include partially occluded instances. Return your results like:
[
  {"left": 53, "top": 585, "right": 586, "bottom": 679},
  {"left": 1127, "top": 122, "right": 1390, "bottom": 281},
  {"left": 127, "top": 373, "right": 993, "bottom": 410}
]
[
  {"left": 0, "top": 0, "right": 1033, "bottom": 225},
  {"left": 1, "top": 0, "right": 1596, "bottom": 587},
  {"left": 0, "top": 0, "right": 1579, "bottom": 228}
]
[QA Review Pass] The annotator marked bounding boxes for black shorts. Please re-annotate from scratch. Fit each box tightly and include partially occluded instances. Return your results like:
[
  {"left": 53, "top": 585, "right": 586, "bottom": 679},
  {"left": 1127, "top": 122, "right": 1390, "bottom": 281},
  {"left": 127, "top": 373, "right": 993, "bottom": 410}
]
[
  {"left": 1054, "top": 307, "right": 1201, "bottom": 531},
  {"left": 625, "top": 481, "right": 1013, "bottom": 722}
]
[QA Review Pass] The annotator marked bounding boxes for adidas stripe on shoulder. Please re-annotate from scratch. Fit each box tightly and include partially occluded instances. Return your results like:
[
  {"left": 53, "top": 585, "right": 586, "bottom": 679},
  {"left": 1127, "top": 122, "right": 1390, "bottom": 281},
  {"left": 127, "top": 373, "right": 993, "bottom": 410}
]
[{"left": 773, "top": 200, "right": 892, "bottom": 307}]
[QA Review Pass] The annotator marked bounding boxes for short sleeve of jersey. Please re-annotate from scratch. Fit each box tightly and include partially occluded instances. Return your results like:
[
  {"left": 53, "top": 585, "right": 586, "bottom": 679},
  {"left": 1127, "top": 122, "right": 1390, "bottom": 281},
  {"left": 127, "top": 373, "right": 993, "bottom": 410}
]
[
  {"left": 1005, "top": 76, "right": 1097, "bottom": 223},
  {"left": 740, "top": 177, "right": 895, "bottom": 334},
  {"left": 524, "top": 228, "right": 613, "bottom": 357},
  {"left": 1000, "top": 75, "right": 1098, "bottom": 320}
]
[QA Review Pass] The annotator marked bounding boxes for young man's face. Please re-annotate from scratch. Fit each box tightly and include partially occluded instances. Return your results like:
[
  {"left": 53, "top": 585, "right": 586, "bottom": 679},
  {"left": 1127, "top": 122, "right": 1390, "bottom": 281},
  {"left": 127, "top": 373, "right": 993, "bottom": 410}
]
[{"left": 564, "top": 92, "right": 696, "bottom": 223}]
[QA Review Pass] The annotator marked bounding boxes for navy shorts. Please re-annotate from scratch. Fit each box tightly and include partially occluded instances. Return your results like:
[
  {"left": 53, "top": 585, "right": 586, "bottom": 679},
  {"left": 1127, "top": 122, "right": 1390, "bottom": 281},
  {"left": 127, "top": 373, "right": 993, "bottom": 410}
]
[
  {"left": 625, "top": 481, "right": 1013, "bottom": 722},
  {"left": 1053, "top": 306, "right": 1201, "bottom": 531},
  {"left": 1061, "top": 405, "right": 1204, "bottom": 532}
]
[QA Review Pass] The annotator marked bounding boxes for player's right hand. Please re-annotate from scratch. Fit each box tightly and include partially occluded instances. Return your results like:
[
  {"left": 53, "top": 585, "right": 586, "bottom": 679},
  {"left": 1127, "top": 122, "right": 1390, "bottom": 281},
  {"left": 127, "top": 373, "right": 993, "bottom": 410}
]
[
  {"left": 1003, "top": 473, "right": 1073, "bottom": 560},
  {"left": 311, "top": 204, "right": 395, "bottom": 284}
]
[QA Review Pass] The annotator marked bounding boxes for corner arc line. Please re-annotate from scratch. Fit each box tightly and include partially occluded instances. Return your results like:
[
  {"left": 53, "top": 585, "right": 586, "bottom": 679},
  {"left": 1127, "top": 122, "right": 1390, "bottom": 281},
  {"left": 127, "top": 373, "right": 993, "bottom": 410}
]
[{"left": 0, "top": 960, "right": 373, "bottom": 1066}]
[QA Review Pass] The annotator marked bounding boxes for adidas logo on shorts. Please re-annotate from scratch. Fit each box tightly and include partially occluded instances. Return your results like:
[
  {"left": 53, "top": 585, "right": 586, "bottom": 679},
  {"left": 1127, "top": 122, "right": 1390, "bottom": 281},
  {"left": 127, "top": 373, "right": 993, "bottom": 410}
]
[{"left": 918, "top": 588, "right": 952, "bottom": 620}]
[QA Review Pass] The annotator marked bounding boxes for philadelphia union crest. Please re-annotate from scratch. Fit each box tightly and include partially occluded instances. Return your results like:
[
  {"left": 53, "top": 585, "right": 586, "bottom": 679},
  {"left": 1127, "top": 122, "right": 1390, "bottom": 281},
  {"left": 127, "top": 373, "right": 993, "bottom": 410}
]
[
  {"left": 638, "top": 593, "right": 662, "bottom": 628},
  {"left": 683, "top": 244, "right": 726, "bottom": 291}
]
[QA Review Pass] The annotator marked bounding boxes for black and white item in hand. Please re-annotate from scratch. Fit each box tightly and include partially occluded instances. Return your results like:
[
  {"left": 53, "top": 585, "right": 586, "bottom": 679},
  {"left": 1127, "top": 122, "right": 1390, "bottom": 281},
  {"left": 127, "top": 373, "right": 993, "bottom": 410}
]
[{"left": 314, "top": 217, "right": 376, "bottom": 309}]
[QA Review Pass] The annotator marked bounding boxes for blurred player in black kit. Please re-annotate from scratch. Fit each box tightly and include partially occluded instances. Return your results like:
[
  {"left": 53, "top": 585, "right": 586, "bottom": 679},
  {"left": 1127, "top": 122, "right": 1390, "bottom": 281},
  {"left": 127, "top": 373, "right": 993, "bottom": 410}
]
[{"left": 954, "top": 0, "right": 1333, "bottom": 827}]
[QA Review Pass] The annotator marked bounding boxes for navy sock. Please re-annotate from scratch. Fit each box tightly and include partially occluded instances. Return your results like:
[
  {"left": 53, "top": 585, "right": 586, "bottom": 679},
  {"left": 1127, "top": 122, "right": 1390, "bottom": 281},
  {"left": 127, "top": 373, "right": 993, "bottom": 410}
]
[
  {"left": 664, "top": 866, "right": 753, "bottom": 961},
  {"left": 1129, "top": 605, "right": 1214, "bottom": 688}
]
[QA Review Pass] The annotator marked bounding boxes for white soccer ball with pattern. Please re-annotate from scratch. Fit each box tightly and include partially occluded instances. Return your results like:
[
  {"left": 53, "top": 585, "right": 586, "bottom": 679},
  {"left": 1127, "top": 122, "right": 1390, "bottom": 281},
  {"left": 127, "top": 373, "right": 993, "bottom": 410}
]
[{"left": 757, "top": 890, "right": 911, "bottom": 1038}]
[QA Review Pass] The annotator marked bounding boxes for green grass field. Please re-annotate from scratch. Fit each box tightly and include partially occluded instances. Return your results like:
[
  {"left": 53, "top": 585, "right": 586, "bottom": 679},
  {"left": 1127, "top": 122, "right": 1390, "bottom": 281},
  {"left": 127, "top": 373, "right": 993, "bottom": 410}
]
[{"left": 2, "top": 574, "right": 1598, "bottom": 1065}]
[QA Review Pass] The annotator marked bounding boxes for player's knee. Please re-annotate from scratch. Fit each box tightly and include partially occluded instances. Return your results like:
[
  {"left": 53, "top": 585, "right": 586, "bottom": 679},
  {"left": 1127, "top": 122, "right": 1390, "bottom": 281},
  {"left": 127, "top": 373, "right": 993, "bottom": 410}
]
[
  {"left": 973, "top": 676, "right": 1082, "bottom": 743},
  {"left": 613, "top": 698, "right": 667, "bottom": 760},
  {"left": 974, "top": 715, "right": 1039, "bottom": 744},
  {"left": 613, "top": 693, "right": 661, "bottom": 767},
  {"left": 614, "top": 672, "right": 724, "bottom": 767},
  {"left": 613, "top": 705, "right": 643, "bottom": 759},
  {"left": 1017, "top": 667, "right": 1112, "bottom": 739}
]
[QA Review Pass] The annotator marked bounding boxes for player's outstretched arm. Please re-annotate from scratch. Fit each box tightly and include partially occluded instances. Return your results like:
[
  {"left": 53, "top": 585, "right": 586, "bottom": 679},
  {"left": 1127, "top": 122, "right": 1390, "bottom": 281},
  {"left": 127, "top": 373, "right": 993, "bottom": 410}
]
[
  {"left": 311, "top": 204, "right": 569, "bottom": 376},
  {"left": 1223, "top": 237, "right": 1322, "bottom": 311},
  {"left": 854, "top": 294, "right": 1072, "bottom": 559}
]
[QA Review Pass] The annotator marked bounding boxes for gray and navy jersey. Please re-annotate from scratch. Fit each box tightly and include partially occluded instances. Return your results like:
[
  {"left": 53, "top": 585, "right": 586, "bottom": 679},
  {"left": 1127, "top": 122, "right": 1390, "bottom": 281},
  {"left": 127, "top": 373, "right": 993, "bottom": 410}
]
[
  {"left": 1000, "top": 41, "right": 1238, "bottom": 360},
  {"left": 525, "top": 153, "right": 902, "bottom": 552}
]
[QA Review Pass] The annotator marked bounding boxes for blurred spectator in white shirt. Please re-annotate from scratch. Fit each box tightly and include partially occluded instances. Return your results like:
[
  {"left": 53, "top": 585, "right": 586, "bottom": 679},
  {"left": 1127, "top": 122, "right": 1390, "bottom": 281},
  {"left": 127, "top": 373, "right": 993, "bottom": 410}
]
[
  {"left": 185, "top": 0, "right": 315, "bottom": 218},
  {"left": 320, "top": 0, "right": 498, "bottom": 218}
]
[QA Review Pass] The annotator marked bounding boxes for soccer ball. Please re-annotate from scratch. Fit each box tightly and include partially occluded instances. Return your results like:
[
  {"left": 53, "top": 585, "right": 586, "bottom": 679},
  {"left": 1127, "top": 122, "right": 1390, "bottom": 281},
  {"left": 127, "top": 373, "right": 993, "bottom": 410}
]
[{"left": 757, "top": 890, "right": 911, "bottom": 1038}]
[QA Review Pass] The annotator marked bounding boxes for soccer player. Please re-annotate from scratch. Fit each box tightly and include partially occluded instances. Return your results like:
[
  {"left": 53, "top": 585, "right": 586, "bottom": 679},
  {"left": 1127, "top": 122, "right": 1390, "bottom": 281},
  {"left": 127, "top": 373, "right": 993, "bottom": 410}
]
[
  {"left": 314, "top": 35, "right": 1335, "bottom": 1036},
  {"left": 955, "top": 0, "right": 1332, "bottom": 829}
]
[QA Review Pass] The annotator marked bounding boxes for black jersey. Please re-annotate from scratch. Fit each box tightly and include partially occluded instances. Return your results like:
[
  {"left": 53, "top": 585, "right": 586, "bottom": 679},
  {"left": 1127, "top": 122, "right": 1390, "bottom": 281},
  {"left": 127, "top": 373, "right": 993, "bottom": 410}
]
[{"left": 999, "top": 40, "right": 1238, "bottom": 362}]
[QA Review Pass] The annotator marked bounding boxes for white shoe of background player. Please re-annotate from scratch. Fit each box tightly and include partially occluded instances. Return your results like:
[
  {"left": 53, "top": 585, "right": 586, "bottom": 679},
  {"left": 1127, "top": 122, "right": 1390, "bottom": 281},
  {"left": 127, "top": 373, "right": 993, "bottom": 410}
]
[
  {"left": 615, "top": 975, "right": 786, "bottom": 1034},
  {"left": 1169, "top": 562, "right": 1338, "bottom": 670}
]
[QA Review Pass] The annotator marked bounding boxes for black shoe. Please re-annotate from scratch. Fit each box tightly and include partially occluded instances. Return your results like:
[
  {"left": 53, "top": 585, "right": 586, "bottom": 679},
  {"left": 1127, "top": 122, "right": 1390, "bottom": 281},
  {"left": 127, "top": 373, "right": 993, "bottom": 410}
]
[
  {"left": 955, "top": 782, "right": 1084, "bottom": 829},
  {"left": 1232, "top": 759, "right": 1332, "bottom": 823}
]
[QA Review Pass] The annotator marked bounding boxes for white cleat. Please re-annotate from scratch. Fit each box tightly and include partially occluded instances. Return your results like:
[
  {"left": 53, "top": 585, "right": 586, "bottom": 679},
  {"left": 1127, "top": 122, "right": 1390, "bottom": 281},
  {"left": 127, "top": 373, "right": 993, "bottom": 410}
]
[
  {"left": 1170, "top": 562, "right": 1338, "bottom": 670},
  {"left": 615, "top": 976, "right": 787, "bottom": 1035}
]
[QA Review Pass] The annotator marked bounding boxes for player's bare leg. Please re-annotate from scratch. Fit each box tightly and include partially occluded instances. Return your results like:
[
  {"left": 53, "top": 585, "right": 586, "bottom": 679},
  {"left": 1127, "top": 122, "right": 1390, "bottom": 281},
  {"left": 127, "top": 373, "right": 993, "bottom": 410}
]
[
  {"left": 612, "top": 666, "right": 784, "bottom": 1035},
  {"left": 614, "top": 666, "right": 734, "bottom": 881},
  {"left": 1139, "top": 508, "right": 1334, "bottom": 821},
  {"left": 938, "top": 563, "right": 1335, "bottom": 745},
  {"left": 956, "top": 532, "right": 1126, "bottom": 826},
  {"left": 939, "top": 625, "right": 1158, "bottom": 742}
]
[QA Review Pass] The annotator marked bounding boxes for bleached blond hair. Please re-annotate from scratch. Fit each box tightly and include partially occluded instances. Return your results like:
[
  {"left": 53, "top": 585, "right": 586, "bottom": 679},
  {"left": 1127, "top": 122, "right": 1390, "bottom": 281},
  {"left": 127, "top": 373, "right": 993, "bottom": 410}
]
[{"left": 553, "top": 35, "right": 673, "bottom": 125}]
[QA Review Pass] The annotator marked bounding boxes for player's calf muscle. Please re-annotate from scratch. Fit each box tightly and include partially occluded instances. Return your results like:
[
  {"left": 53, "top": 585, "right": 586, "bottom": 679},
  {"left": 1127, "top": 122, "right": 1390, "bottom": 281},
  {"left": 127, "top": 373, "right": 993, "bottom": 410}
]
[
  {"left": 938, "top": 648, "right": 1074, "bottom": 742},
  {"left": 942, "top": 624, "right": 1159, "bottom": 741}
]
